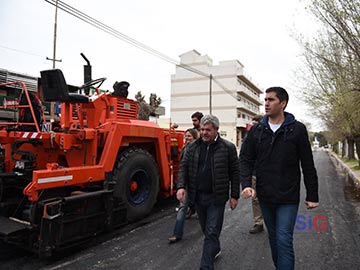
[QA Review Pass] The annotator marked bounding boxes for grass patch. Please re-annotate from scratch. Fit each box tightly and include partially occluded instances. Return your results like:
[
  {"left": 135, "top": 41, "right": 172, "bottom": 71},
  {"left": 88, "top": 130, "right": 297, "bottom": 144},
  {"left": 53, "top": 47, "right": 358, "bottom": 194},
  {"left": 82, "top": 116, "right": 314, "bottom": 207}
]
[
  {"left": 354, "top": 165, "right": 360, "bottom": 171},
  {"left": 341, "top": 157, "right": 359, "bottom": 164}
]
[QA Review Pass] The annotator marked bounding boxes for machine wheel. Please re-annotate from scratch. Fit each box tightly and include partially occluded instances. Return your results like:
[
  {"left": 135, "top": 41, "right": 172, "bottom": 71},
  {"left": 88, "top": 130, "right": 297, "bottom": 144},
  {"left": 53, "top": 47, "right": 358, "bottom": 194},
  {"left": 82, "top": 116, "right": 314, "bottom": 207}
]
[{"left": 113, "top": 148, "right": 159, "bottom": 222}]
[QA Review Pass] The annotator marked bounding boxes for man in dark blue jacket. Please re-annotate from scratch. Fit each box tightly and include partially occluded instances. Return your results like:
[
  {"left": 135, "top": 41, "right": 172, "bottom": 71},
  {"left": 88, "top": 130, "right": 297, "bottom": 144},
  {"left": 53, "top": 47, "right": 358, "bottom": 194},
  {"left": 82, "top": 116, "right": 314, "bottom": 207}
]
[
  {"left": 177, "top": 114, "right": 240, "bottom": 270},
  {"left": 240, "top": 87, "right": 319, "bottom": 270}
]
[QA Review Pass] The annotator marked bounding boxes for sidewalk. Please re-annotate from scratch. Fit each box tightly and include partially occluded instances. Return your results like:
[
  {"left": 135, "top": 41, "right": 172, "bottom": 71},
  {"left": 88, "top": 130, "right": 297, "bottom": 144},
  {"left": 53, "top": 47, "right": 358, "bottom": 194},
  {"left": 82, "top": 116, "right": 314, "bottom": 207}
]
[{"left": 329, "top": 150, "right": 360, "bottom": 187}]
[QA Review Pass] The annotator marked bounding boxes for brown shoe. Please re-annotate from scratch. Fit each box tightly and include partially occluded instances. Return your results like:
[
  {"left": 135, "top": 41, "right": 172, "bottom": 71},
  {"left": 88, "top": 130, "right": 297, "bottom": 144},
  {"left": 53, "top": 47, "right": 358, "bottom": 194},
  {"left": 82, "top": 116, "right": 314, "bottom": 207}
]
[
  {"left": 168, "top": 236, "right": 181, "bottom": 243},
  {"left": 249, "top": 224, "right": 264, "bottom": 234}
]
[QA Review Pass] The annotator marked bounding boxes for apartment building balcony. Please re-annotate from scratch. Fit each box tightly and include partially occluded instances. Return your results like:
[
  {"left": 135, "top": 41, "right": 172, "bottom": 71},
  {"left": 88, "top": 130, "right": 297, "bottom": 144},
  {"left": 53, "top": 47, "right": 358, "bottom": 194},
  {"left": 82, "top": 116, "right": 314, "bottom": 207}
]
[
  {"left": 237, "top": 102, "right": 259, "bottom": 115},
  {"left": 237, "top": 88, "right": 262, "bottom": 105},
  {"left": 237, "top": 74, "right": 263, "bottom": 105}
]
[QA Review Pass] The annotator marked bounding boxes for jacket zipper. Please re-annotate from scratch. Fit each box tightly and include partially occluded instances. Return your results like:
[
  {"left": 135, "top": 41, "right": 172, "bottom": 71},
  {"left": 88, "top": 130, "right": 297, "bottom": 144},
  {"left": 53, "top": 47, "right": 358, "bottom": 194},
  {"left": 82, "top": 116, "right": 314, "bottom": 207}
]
[
  {"left": 269, "top": 128, "right": 285, "bottom": 145},
  {"left": 271, "top": 134, "right": 275, "bottom": 145},
  {"left": 202, "top": 145, "right": 210, "bottom": 172}
]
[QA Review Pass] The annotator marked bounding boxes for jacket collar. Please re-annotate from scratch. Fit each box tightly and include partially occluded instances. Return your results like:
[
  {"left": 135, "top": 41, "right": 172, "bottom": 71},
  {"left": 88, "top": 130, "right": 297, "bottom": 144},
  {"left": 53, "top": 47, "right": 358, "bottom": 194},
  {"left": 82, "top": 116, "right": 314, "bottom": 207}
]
[
  {"left": 196, "top": 133, "right": 221, "bottom": 146},
  {"left": 261, "top": 112, "right": 296, "bottom": 129}
]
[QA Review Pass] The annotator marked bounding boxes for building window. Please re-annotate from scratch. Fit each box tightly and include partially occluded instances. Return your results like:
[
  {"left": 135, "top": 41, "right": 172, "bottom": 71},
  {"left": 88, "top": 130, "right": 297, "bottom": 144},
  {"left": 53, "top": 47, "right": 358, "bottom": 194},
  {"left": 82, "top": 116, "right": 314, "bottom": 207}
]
[{"left": 220, "top": 131, "right": 227, "bottom": 137}]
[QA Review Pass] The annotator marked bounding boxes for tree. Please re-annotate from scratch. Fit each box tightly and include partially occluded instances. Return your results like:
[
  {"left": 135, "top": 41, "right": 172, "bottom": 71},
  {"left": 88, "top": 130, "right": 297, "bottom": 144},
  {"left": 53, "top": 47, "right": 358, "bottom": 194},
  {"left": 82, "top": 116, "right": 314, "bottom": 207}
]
[
  {"left": 313, "top": 131, "right": 328, "bottom": 147},
  {"left": 135, "top": 91, "right": 162, "bottom": 120},
  {"left": 308, "top": 0, "right": 360, "bottom": 88},
  {"left": 135, "top": 91, "right": 150, "bottom": 120},
  {"left": 295, "top": 0, "right": 360, "bottom": 165},
  {"left": 149, "top": 93, "right": 162, "bottom": 116}
]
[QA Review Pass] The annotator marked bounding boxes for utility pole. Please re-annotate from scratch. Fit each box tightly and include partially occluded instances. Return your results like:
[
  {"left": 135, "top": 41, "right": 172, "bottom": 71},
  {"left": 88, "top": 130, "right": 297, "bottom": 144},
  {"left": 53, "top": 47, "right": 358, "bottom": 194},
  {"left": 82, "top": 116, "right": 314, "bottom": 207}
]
[
  {"left": 46, "top": 0, "right": 62, "bottom": 67},
  {"left": 209, "top": 74, "right": 213, "bottom": 114},
  {"left": 46, "top": 0, "right": 62, "bottom": 119}
]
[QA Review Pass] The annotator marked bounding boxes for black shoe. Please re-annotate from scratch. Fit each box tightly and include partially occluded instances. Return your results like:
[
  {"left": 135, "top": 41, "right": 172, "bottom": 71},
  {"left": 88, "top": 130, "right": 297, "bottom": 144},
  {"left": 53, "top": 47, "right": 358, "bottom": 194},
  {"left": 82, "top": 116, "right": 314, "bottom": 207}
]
[
  {"left": 168, "top": 236, "right": 181, "bottom": 243},
  {"left": 249, "top": 224, "right": 264, "bottom": 234}
]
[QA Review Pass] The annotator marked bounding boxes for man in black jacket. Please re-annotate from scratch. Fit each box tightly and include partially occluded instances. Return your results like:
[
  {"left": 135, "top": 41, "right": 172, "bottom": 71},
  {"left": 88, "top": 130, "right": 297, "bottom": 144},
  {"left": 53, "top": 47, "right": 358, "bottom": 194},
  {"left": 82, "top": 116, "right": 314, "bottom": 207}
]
[
  {"left": 177, "top": 114, "right": 239, "bottom": 270},
  {"left": 240, "top": 87, "right": 319, "bottom": 270}
]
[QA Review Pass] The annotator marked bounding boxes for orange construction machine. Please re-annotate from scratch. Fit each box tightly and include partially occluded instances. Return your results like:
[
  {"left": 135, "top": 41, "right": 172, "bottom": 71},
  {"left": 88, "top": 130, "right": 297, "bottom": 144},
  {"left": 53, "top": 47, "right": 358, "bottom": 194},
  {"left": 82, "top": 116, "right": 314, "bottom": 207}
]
[{"left": 0, "top": 68, "right": 184, "bottom": 257}]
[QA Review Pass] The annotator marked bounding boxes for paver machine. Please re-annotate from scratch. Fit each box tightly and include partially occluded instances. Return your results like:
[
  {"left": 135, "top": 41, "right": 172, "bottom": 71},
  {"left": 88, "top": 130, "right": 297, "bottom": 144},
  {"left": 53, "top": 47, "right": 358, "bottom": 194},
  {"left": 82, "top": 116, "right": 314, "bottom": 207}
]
[{"left": 0, "top": 68, "right": 184, "bottom": 257}]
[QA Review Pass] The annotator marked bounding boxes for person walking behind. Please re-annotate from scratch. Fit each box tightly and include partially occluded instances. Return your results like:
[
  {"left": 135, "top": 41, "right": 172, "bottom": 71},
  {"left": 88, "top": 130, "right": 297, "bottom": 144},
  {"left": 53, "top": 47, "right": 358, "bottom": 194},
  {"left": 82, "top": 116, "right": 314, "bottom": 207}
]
[
  {"left": 168, "top": 128, "right": 198, "bottom": 243},
  {"left": 247, "top": 114, "right": 265, "bottom": 234},
  {"left": 177, "top": 114, "right": 240, "bottom": 270},
  {"left": 187, "top": 111, "right": 203, "bottom": 218},
  {"left": 191, "top": 111, "right": 204, "bottom": 135},
  {"left": 240, "top": 87, "right": 319, "bottom": 270}
]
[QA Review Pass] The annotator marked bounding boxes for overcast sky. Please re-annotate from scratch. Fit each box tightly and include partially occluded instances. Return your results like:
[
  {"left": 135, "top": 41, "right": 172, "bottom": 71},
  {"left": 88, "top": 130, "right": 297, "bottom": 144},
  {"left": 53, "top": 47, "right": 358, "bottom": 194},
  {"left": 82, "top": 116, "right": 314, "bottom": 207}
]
[{"left": 0, "top": 0, "right": 322, "bottom": 130}]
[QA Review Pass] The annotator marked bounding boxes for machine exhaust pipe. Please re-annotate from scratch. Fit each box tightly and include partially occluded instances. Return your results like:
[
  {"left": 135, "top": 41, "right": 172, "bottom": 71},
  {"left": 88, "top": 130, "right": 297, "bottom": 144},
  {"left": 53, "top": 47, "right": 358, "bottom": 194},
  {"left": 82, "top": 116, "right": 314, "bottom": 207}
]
[{"left": 80, "top": 53, "right": 92, "bottom": 95}]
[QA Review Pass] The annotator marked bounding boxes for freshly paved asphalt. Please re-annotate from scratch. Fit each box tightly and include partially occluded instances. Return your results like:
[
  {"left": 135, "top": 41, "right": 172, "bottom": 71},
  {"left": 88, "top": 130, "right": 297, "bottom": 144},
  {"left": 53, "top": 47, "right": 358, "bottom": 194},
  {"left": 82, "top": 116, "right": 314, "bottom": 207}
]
[{"left": 1, "top": 150, "right": 360, "bottom": 269}]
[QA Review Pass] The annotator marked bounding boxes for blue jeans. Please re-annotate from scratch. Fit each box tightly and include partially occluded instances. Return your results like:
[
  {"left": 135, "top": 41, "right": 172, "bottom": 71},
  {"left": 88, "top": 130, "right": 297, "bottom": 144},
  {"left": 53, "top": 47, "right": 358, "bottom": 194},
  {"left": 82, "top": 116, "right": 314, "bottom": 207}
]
[
  {"left": 260, "top": 202, "right": 299, "bottom": 270},
  {"left": 196, "top": 193, "right": 225, "bottom": 270},
  {"left": 172, "top": 191, "right": 189, "bottom": 238}
]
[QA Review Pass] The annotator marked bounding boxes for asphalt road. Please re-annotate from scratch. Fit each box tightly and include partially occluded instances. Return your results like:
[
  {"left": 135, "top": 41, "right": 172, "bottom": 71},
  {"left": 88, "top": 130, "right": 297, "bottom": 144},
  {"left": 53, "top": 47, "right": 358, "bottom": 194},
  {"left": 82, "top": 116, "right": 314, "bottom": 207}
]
[{"left": 1, "top": 150, "right": 360, "bottom": 270}]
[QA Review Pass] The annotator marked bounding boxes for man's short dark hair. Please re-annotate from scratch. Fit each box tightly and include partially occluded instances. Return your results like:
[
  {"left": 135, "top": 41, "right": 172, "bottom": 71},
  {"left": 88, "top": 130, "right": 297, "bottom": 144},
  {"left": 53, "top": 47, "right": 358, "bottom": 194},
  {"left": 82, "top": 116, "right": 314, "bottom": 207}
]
[
  {"left": 252, "top": 114, "right": 263, "bottom": 123},
  {"left": 191, "top": 111, "right": 204, "bottom": 121},
  {"left": 265, "top": 87, "right": 289, "bottom": 109}
]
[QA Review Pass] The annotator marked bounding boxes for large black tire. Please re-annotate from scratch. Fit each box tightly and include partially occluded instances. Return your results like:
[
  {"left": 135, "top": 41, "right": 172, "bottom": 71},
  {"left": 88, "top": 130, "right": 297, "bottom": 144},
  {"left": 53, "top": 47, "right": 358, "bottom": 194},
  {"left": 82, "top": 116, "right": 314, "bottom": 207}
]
[{"left": 113, "top": 148, "right": 159, "bottom": 222}]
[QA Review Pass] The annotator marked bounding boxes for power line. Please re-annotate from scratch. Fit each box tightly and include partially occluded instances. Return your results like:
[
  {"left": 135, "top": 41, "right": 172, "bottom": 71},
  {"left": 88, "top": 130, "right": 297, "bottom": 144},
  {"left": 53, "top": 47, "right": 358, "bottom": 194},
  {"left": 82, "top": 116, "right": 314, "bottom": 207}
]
[
  {"left": 45, "top": 0, "right": 178, "bottom": 65},
  {"left": 0, "top": 44, "right": 45, "bottom": 58},
  {"left": 44, "top": 0, "right": 239, "bottom": 102}
]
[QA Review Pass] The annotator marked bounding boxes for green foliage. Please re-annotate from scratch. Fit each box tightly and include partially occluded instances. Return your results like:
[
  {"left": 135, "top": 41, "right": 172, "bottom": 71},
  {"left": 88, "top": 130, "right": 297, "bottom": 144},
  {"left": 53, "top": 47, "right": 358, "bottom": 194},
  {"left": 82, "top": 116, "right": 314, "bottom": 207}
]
[
  {"left": 313, "top": 131, "right": 328, "bottom": 146},
  {"left": 341, "top": 157, "right": 358, "bottom": 164},
  {"left": 296, "top": 0, "right": 360, "bottom": 159}
]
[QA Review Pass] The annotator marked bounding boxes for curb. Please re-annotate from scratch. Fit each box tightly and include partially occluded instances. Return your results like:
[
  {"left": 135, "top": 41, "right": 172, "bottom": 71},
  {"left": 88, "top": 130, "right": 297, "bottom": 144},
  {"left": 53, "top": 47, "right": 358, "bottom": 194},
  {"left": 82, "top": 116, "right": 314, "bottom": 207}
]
[{"left": 329, "top": 151, "right": 360, "bottom": 188}]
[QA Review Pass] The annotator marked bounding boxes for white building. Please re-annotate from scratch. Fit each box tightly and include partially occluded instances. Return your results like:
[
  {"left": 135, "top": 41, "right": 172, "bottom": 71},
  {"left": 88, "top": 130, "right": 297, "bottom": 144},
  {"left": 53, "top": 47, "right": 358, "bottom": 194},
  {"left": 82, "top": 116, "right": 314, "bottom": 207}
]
[{"left": 171, "top": 50, "right": 263, "bottom": 147}]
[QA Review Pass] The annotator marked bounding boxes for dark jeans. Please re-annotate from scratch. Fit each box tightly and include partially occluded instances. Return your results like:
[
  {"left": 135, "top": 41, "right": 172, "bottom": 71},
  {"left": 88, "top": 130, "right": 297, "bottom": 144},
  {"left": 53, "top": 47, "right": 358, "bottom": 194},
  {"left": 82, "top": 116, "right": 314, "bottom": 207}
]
[
  {"left": 173, "top": 191, "right": 189, "bottom": 238},
  {"left": 196, "top": 192, "right": 225, "bottom": 270},
  {"left": 260, "top": 201, "right": 299, "bottom": 270}
]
